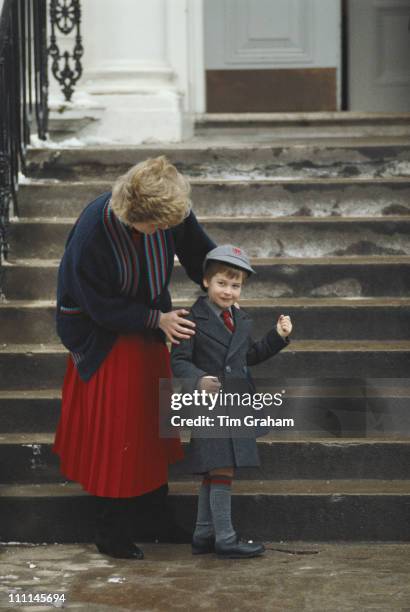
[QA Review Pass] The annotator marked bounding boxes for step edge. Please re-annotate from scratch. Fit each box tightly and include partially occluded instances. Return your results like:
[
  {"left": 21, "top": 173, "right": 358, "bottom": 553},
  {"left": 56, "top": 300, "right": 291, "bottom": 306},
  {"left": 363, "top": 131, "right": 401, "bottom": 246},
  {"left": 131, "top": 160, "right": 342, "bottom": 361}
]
[
  {"left": 11, "top": 215, "right": 410, "bottom": 224},
  {"left": 18, "top": 176, "right": 410, "bottom": 187},
  {"left": 3, "top": 298, "right": 410, "bottom": 309},
  {"left": 5, "top": 256, "right": 410, "bottom": 267},
  {"left": 2, "top": 433, "right": 410, "bottom": 445},
  {"left": 196, "top": 112, "right": 410, "bottom": 123},
  {"left": 1, "top": 480, "right": 410, "bottom": 497},
  {"left": 2, "top": 341, "right": 410, "bottom": 353},
  {"left": 0, "top": 390, "right": 61, "bottom": 399},
  {"left": 25, "top": 140, "right": 410, "bottom": 154}
]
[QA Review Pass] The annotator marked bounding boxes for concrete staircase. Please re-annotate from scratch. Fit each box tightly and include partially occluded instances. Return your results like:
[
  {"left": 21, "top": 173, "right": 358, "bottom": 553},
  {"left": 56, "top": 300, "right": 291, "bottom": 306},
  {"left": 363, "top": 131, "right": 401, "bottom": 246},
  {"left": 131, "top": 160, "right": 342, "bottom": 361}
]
[{"left": 1, "top": 127, "right": 410, "bottom": 543}]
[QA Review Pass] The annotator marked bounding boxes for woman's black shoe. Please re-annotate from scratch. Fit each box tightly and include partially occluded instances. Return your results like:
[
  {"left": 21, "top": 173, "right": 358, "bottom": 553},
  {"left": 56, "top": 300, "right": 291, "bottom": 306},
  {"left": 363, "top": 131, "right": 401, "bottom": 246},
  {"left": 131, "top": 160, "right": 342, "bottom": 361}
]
[
  {"left": 94, "top": 496, "right": 144, "bottom": 559},
  {"left": 215, "top": 537, "right": 265, "bottom": 559},
  {"left": 95, "top": 536, "right": 144, "bottom": 560}
]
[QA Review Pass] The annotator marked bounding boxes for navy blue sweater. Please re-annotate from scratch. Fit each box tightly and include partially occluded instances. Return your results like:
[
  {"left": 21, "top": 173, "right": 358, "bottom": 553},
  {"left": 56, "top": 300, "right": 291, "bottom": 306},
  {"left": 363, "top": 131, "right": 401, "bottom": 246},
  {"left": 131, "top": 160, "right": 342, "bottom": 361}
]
[{"left": 56, "top": 192, "right": 216, "bottom": 381}]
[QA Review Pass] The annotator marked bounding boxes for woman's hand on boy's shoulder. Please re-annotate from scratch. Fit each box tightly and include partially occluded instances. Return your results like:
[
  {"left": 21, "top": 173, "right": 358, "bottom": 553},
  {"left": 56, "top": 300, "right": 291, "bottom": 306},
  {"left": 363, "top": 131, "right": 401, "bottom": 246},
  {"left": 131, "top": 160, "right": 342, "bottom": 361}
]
[
  {"left": 159, "top": 309, "right": 196, "bottom": 344},
  {"left": 276, "top": 314, "right": 292, "bottom": 339}
]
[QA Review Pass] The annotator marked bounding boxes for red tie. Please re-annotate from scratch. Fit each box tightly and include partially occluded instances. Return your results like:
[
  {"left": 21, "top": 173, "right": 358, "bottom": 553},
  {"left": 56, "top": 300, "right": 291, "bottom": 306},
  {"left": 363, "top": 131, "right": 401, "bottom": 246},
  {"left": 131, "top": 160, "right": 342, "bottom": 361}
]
[{"left": 222, "top": 309, "right": 235, "bottom": 333}]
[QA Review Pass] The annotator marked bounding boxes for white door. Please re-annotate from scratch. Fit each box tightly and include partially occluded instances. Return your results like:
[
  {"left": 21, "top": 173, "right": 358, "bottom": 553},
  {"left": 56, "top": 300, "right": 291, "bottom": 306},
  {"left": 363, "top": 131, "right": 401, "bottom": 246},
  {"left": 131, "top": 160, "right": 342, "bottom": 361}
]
[
  {"left": 348, "top": 0, "right": 410, "bottom": 111},
  {"left": 204, "top": 0, "right": 342, "bottom": 112}
]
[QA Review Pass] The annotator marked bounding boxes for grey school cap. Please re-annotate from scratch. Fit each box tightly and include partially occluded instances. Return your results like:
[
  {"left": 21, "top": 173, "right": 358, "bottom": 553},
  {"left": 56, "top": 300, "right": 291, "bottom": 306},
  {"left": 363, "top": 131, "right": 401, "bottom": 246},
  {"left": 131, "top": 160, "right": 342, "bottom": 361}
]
[{"left": 203, "top": 244, "right": 255, "bottom": 275}]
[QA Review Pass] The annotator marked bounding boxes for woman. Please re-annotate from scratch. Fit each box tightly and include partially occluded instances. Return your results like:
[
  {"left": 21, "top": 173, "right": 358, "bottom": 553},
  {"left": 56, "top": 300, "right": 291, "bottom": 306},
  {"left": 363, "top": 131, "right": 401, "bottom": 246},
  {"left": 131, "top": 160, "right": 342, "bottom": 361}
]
[{"left": 53, "top": 156, "right": 215, "bottom": 559}]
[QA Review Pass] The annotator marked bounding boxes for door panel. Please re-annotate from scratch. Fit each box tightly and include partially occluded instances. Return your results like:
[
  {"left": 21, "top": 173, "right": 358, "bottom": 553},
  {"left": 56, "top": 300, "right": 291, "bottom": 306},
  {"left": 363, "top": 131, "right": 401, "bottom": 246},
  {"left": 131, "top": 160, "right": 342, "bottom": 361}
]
[
  {"left": 204, "top": 0, "right": 341, "bottom": 112},
  {"left": 348, "top": 0, "right": 410, "bottom": 111}
]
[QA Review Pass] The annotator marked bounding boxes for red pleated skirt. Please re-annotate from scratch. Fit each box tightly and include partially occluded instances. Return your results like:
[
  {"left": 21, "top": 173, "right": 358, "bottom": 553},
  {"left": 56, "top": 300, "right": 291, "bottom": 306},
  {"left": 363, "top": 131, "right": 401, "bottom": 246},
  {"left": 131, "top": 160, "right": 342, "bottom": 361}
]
[{"left": 52, "top": 334, "right": 183, "bottom": 498}]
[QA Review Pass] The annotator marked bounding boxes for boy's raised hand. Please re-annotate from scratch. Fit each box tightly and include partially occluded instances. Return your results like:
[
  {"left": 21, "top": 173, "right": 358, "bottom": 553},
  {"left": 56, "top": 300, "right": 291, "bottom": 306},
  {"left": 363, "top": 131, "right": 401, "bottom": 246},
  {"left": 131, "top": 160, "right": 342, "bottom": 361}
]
[
  {"left": 276, "top": 314, "right": 292, "bottom": 338},
  {"left": 199, "top": 376, "right": 221, "bottom": 393}
]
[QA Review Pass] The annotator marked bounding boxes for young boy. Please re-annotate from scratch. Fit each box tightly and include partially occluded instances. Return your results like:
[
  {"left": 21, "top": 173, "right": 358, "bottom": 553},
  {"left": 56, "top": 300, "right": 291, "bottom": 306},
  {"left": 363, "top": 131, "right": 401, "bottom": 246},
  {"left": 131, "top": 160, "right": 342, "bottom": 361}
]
[{"left": 171, "top": 244, "right": 292, "bottom": 559}]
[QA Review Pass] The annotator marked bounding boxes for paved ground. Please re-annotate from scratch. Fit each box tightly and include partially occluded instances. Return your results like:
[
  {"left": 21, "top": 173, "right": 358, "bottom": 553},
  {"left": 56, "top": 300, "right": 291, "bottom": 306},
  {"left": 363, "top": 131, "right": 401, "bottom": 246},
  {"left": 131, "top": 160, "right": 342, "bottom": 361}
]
[{"left": 0, "top": 542, "right": 410, "bottom": 611}]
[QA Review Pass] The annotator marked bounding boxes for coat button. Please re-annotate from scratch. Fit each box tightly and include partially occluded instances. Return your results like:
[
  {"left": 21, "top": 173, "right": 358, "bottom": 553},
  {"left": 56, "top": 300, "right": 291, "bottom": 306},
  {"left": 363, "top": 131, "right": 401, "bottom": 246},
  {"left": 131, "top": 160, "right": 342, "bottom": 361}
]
[{"left": 225, "top": 366, "right": 231, "bottom": 373}]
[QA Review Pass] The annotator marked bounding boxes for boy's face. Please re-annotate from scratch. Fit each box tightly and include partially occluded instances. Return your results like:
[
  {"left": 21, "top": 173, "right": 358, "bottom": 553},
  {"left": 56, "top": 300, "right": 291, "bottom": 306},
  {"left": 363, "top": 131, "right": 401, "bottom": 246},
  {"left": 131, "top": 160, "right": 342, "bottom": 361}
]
[{"left": 203, "top": 271, "right": 243, "bottom": 309}]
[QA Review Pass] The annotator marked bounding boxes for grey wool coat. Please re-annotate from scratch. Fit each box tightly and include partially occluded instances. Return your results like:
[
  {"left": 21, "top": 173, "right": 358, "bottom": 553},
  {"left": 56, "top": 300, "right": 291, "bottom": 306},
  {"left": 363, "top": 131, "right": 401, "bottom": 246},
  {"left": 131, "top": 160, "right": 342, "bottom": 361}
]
[{"left": 170, "top": 295, "right": 289, "bottom": 473}]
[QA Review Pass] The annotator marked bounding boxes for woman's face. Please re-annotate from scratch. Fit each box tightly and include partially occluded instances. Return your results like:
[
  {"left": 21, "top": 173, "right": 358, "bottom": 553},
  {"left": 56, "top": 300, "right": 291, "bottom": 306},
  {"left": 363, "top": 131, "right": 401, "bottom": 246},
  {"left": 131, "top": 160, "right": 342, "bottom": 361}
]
[{"left": 132, "top": 221, "right": 169, "bottom": 234}]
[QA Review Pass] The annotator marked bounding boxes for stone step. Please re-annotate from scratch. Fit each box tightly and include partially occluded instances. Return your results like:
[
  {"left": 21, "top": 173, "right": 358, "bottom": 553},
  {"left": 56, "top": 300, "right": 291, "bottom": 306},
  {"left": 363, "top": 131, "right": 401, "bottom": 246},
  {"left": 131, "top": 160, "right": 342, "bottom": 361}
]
[
  {"left": 0, "top": 343, "right": 409, "bottom": 390},
  {"left": 195, "top": 112, "right": 410, "bottom": 139},
  {"left": 0, "top": 391, "right": 61, "bottom": 433},
  {"left": 1, "top": 298, "right": 409, "bottom": 344},
  {"left": 9, "top": 216, "right": 410, "bottom": 259},
  {"left": 47, "top": 99, "right": 104, "bottom": 142},
  {"left": 25, "top": 142, "right": 410, "bottom": 181},
  {"left": 17, "top": 177, "right": 410, "bottom": 218},
  {"left": 1, "top": 480, "right": 409, "bottom": 542},
  {"left": 3, "top": 257, "right": 410, "bottom": 300},
  {"left": 2, "top": 433, "right": 410, "bottom": 483}
]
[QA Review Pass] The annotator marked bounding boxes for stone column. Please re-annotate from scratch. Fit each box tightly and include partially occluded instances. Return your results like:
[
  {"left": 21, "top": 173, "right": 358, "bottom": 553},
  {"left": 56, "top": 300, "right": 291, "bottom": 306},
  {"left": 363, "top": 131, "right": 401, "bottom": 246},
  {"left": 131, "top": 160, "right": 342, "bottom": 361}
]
[{"left": 59, "top": 0, "right": 205, "bottom": 144}]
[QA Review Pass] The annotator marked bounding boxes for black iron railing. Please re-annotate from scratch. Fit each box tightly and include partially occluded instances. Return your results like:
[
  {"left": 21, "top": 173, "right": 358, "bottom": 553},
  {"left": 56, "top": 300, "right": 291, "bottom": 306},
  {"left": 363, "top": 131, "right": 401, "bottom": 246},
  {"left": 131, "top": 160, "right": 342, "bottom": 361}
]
[
  {"left": 49, "top": 0, "right": 83, "bottom": 102},
  {"left": 0, "top": 0, "right": 48, "bottom": 291}
]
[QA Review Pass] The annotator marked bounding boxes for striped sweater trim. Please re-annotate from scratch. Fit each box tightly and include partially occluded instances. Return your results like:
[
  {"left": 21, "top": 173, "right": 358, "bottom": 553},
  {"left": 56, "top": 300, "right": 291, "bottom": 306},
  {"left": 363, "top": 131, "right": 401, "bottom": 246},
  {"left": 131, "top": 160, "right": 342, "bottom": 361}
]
[
  {"left": 146, "top": 309, "right": 161, "bottom": 329},
  {"left": 150, "top": 234, "right": 162, "bottom": 296},
  {"left": 112, "top": 212, "right": 131, "bottom": 293},
  {"left": 102, "top": 200, "right": 140, "bottom": 296},
  {"left": 144, "top": 230, "right": 169, "bottom": 301},
  {"left": 60, "top": 306, "right": 83, "bottom": 315},
  {"left": 121, "top": 223, "right": 141, "bottom": 297},
  {"left": 71, "top": 351, "right": 84, "bottom": 365},
  {"left": 103, "top": 200, "right": 169, "bottom": 301},
  {"left": 102, "top": 201, "right": 126, "bottom": 290},
  {"left": 157, "top": 230, "right": 168, "bottom": 287}
]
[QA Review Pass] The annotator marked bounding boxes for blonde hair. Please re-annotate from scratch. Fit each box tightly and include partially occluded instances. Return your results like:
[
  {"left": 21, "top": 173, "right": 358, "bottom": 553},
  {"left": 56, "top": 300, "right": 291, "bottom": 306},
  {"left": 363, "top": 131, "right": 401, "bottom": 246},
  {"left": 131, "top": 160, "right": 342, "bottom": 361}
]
[
  {"left": 110, "top": 156, "right": 191, "bottom": 227},
  {"left": 204, "top": 261, "right": 248, "bottom": 283}
]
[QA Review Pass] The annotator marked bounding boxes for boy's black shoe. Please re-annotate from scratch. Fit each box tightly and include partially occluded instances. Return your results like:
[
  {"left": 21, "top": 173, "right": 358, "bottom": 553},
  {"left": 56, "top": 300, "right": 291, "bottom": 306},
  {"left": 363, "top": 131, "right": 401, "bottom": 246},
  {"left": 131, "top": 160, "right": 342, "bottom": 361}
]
[
  {"left": 191, "top": 534, "right": 215, "bottom": 555},
  {"left": 215, "top": 537, "right": 265, "bottom": 559},
  {"left": 95, "top": 536, "right": 145, "bottom": 560}
]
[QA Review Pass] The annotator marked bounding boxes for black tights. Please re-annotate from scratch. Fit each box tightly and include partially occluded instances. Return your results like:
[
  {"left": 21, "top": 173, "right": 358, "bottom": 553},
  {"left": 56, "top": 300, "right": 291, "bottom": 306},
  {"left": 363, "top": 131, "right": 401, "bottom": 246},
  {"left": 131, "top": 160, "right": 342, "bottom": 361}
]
[{"left": 95, "top": 484, "right": 169, "bottom": 543}]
